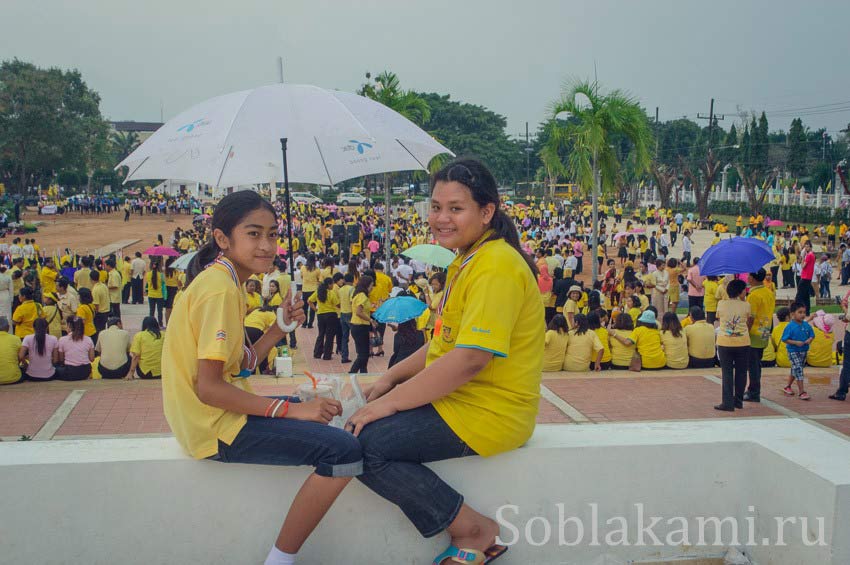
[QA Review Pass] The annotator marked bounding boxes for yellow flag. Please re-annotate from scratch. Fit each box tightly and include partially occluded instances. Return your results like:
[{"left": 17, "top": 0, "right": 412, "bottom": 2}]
[{"left": 827, "top": 180, "right": 833, "bottom": 192}]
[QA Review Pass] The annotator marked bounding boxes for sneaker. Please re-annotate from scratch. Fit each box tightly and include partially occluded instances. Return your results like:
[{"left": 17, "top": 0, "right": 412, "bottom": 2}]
[
  {"left": 799, "top": 392, "right": 811, "bottom": 401},
  {"left": 782, "top": 386, "right": 795, "bottom": 396},
  {"left": 743, "top": 392, "right": 760, "bottom": 402}
]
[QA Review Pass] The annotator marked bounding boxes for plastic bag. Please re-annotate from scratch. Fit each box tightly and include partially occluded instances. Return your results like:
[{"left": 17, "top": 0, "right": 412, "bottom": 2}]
[{"left": 297, "top": 374, "right": 366, "bottom": 430}]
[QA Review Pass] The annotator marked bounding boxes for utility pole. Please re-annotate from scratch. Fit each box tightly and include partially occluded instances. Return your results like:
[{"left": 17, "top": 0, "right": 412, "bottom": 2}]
[
  {"left": 278, "top": 56, "right": 284, "bottom": 83},
  {"left": 654, "top": 107, "right": 659, "bottom": 159},
  {"left": 526, "top": 122, "right": 531, "bottom": 197},
  {"left": 697, "top": 98, "right": 725, "bottom": 149}
]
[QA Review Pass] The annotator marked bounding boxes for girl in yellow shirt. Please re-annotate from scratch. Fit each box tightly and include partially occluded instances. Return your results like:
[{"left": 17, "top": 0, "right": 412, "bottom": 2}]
[
  {"left": 300, "top": 257, "right": 320, "bottom": 329},
  {"left": 588, "top": 310, "right": 612, "bottom": 369},
  {"left": 563, "top": 313, "right": 604, "bottom": 372},
  {"left": 307, "top": 277, "right": 340, "bottom": 360},
  {"left": 542, "top": 314, "right": 569, "bottom": 371},
  {"left": 75, "top": 288, "right": 97, "bottom": 338},
  {"left": 159, "top": 191, "right": 360, "bottom": 565},
  {"left": 144, "top": 260, "right": 164, "bottom": 327},
  {"left": 349, "top": 275, "right": 376, "bottom": 373}
]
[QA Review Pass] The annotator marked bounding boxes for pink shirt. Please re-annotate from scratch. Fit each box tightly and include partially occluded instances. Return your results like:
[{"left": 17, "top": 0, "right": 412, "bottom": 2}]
[
  {"left": 58, "top": 335, "right": 94, "bottom": 366},
  {"left": 22, "top": 334, "right": 58, "bottom": 379},
  {"left": 687, "top": 265, "right": 704, "bottom": 297},
  {"left": 367, "top": 240, "right": 380, "bottom": 253},
  {"left": 801, "top": 251, "right": 815, "bottom": 280}
]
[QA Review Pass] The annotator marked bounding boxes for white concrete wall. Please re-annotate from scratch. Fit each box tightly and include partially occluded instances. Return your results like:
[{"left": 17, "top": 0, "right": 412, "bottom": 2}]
[{"left": 1, "top": 420, "right": 849, "bottom": 565}]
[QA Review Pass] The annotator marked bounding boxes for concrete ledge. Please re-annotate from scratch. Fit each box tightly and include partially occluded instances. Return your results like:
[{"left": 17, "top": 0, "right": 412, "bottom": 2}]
[{"left": 2, "top": 419, "right": 849, "bottom": 564}]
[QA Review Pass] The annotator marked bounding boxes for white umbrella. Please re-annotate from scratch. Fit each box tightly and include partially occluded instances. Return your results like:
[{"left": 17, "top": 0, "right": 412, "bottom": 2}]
[
  {"left": 117, "top": 83, "right": 452, "bottom": 188},
  {"left": 169, "top": 251, "right": 197, "bottom": 271}
]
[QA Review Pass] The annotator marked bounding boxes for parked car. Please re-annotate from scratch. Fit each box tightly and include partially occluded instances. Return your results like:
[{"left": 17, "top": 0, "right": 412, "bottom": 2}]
[
  {"left": 336, "top": 192, "right": 369, "bottom": 206},
  {"left": 290, "top": 191, "right": 322, "bottom": 204}
]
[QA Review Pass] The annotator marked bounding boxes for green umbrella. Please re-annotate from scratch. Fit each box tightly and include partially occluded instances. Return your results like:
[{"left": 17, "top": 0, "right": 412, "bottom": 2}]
[
  {"left": 192, "top": 208, "right": 202, "bottom": 214},
  {"left": 402, "top": 244, "right": 456, "bottom": 268}
]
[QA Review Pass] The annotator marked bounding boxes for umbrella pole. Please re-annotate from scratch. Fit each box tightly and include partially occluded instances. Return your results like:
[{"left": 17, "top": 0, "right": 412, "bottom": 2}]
[{"left": 280, "top": 139, "right": 296, "bottom": 281}]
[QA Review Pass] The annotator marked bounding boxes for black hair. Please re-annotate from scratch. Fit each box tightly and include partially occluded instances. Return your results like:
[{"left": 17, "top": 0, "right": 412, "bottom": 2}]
[
  {"left": 689, "top": 306, "right": 705, "bottom": 322},
  {"left": 431, "top": 159, "right": 538, "bottom": 276},
  {"left": 343, "top": 272, "right": 355, "bottom": 283},
  {"left": 33, "top": 317, "right": 48, "bottom": 357},
  {"left": 149, "top": 259, "right": 160, "bottom": 289},
  {"left": 78, "top": 287, "right": 93, "bottom": 305},
  {"left": 332, "top": 272, "right": 345, "bottom": 284},
  {"left": 727, "top": 279, "right": 747, "bottom": 299},
  {"left": 587, "top": 311, "right": 602, "bottom": 330},
  {"left": 547, "top": 314, "right": 568, "bottom": 334},
  {"left": 354, "top": 275, "right": 374, "bottom": 298},
  {"left": 789, "top": 302, "right": 807, "bottom": 314},
  {"left": 141, "top": 316, "right": 161, "bottom": 339},
  {"left": 107, "top": 316, "right": 122, "bottom": 328},
  {"left": 661, "top": 312, "right": 683, "bottom": 338},
  {"left": 571, "top": 313, "right": 589, "bottom": 335},
  {"left": 68, "top": 316, "right": 85, "bottom": 341},
  {"left": 317, "top": 277, "right": 333, "bottom": 302},
  {"left": 613, "top": 312, "right": 634, "bottom": 331},
  {"left": 776, "top": 306, "right": 791, "bottom": 322},
  {"left": 20, "top": 287, "right": 33, "bottom": 300},
  {"left": 90, "top": 269, "right": 100, "bottom": 282},
  {"left": 187, "top": 191, "right": 277, "bottom": 285}
]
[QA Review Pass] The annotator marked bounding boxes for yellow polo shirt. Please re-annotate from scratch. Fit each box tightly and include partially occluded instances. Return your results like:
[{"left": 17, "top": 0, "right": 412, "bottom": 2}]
[
  {"left": 162, "top": 260, "right": 252, "bottom": 460},
  {"left": 245, "top": 310, "right": 276, "bottom": 332},
  {"left": 107, "top": 270, "right": 122, "bottom": 303},
  {"left": 684, "top": 321, "right": 716, "bottom": 359},
  {"left": 660, "top": 331, "right": 689, "bottom": 369},
  {"left": 40, "top": 267, "right": 58, "bottom": 295},
  {"left": 131, "top": 330, "right": 165, "bottom": 377},
  {"left": 245, "top": 292, "right": 262, "bottom": 312},
  {"left": 338, "top": 284, "right": 353, "bottom": 314},
  {"left": 308, "top": 287, "right": 340, "bottom": 315},
  {"left": 351, "top": 292, "right": 372, "bottom": 325},
  {"left": 74, "top": 268, "right": 93, "bottom": 291},
  {"left": 429, "top": 237, "right": 544, "bottom": 457},
  {"left": 543, "top": 329, "right": 568, "bottom": 371},
  {"left": 747, "top": 285, "right": 774, "bottom": 349},
  {"left": 772, "top": 322, "right": 790, "bottom": 368},
  {"left": 12, "top": 300, "right": 43, "bottom": 338},
  {"left": 145, "top": 271, "right": 164, "bottom": 299},
  {"left": 76, "top": 304, "right": 96, "bottom": 337},
  {"left": 629, "top": 326, "right": 666, "bottom": 369},
  {"left": 0, "top": 332, "right": 22, "bottom": 384},
  {"left": 92, "top": 282, "right": 111, "bottom": 314},
  {"left": 563, "top": 329, "right": 603, "bottom": 372}
]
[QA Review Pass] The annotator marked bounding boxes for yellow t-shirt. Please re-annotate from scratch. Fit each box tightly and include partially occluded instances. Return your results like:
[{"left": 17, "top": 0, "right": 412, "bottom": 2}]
[
  {"left": 12, "top": 300, "right": 43, "bottom": 338},
  {"left": 716, "top": 299, "right": 751, "bottom": 347},
  {"left": 563, "top": 329, "right": 603, "bottom": 372},
  {"left": 245, "top": 310, "right": 277, "bottom": 332},
  {"left": 351, "top": 292, "right": 372, "bottom": 325},
  {"left": 308, "top": 287, "right": 340, "bottom": 315},
  {"left": 807, "top": 328, "right": 834, "bottom": 367},
  {"left": 685, "top": 321, "right": 716, "bottom": 360},
  {"left": 542, "top": 329, "right": 568, "bottom": 371},
  {"left": 268, "top": 293, "right": 283, "bottom": 308},
  {"left": 74, "top": 268, "right": 93, "bottom": 291},
  {"left": 660, "top": 330, "right": 688, "bottom": 369},
  {"left": 703, "top": 280, "right": 719, "bottom": 312},
  {"left": 772, "top": 322, "right": 790, "bottom": 368},
  {"left": 76, "top": 304, "right": 96, "bottom": 337},
  {"left": 594, "top": 327, "right": 612, "bottom": 363},
  {"left": 161, "top": 260, "right": 252, "bottom": 460},
  {"left": 747, "top": 284, "right": 775, "bottom": 349},
  {"left": 610, "top": 330, "right": 636, "bottom": 366},
  {"left": 762, "top": 337, "right": 777, "bottom": 362},
  {"left": 131, "top": 330, "right": 165, "bottom": 377},
  {"left": 0, "top": 332, "right": 22, "bottom": 384},
  {"left": 107, "top": 270, "right": 122, "bottom": 303},
  {"left": 300, "top": 267, "right": 320, "bottom": 292},
  {"left": 429, "top": 237, "right": 543, "bottom": 457},
  {"left": 145, "top": 271, "right": 164, "bottom": 298},
  {"left": 40, "top": 267, "right": 58, "bottom": 295},
  {"left": 629, "top": 326, "right": 666, "bottom": 369},
  {"left": 338, "top": 284, "right": 354, "bottom": 314},
  {"left": 92, "top": 282, "right": 111, "bottom": 314},
  {"left": 245, "top": 291, "right": 262, "bottom": 312}
]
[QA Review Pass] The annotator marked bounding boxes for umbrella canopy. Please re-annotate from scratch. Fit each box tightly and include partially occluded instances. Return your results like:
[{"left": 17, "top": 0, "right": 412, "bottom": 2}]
[
  {"left": 767, "top": 219, "right": 784, "bottom": 227},
  {"left": 373, "top": 296, "right": 427, "bottom": 324},
  {"left": 194, "top": 214, "right": 211, "bottom": 221},
  {"left": 170, "top": 251, "right": 197, "bottom": 271},
  {"left": 402, "top": 244, "right": 456, "bottom": 268},
  {"left": 614, "top": 231, "right": 629, "bottom": 240},
  {"left": 117, "top": 83, "right": 453, "bottom": 188},
  {"left": 698, "top": 237, "right": 775, "bottom": 276},
  {"left": 629, "top": 228, "right": 646, "bottom": 233},
  {"left": 143, "top": 246, "right": 180, "bottom": 257}
]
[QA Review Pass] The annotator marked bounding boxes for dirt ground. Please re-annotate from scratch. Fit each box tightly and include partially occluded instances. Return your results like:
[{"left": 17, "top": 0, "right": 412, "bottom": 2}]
[{"left": 14, "top": 208, "right": 195, "bottom": 258}]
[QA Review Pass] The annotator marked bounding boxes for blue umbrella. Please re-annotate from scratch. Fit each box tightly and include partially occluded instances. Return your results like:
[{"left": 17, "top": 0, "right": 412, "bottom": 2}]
[
  {"left": 373, "top": 296, "right": 428, "bottom": 324},
  {"left": 698, "top": 237, "right": 775, "bottom": 276}
]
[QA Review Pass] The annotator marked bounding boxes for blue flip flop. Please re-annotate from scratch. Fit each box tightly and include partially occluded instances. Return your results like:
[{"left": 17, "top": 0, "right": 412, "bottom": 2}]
[{"left": 432, "top": 544, "right": 509, "bottom": 564}]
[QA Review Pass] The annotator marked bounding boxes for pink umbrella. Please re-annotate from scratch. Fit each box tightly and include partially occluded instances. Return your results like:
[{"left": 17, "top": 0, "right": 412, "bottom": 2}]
[
  {"left": 143, "top": 246, "right": 180, "bottom": 257},
  {"left": 629, "top": 228, "right": 646, "bottom": 233},
  {"left": 277, "top": 246, "right": 288, "bottom": 256},
  {"left": 767, "top": 220, "right": 784, "bottom": 227},
  {"left": 614, "top": 231, "right": 630, "bottom": 240}
]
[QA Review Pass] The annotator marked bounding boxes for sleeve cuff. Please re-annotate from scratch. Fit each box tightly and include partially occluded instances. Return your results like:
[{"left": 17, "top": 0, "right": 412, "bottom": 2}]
[{"left": 455, "top": 344, "right": 507, "bottom": 358}]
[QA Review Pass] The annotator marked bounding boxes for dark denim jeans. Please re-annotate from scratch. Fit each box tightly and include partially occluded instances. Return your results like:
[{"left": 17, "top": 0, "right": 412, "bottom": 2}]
[
  {"left": 747, "top": 346, "right": 764, "bottom": 398},
  {"left": 339, "top": 313, "right": 352, "bottom": 359},
  {"left": 213, "top": 397, "right": 363, "bottom": 478},
  {"left": 357, "top": 404, "right": 477, "bottom": 537},
  {"left": 837, "top": 332, "right": 850, "bottom": 397}
]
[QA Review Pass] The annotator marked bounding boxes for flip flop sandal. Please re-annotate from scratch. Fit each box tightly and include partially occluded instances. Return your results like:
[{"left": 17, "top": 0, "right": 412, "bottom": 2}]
[{"left": 432, "top": 544, "right": 508, "bottom": 564}]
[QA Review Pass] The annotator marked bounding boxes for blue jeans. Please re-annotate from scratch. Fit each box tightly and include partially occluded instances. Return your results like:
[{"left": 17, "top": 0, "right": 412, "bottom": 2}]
[
  {"left": 339, "top": 313, "right": 352, "bottom": 359},
  {"left": 213, "top": 397, "right": 363, "bottom": 478},
  {"left": 357, "top": 404, "right": 477, "bottom": 537}
]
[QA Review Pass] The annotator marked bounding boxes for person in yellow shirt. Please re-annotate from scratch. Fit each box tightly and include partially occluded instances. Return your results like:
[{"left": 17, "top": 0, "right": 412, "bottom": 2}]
[
  {"left": 120, "top": 256, "right": 132, "bottom": 304},
  {"left": 746, "top": 269, "right": 774, "bottom": 402},
  {"left": 703, "top": 276, "right": 720, "bottom": 324},
  {"left": 346, "top": 159, "right": 543, "bottom": 563},
  {"left": 126, "top": 316, "right": 165, "bottom": 379},
  {"left": 244, "top": 278, "right": 262, "bottom": 315},
  {"left": 772, "top": 307, "right": 791, "bottom": 368},
  {"left": 90, "top": 270, "right": 111, "bottom": 342},
  {"left": 542, "top": 314, "right": 569, "bottom": 371},
  {"left": 684, "top": 307, "right": 716, "bottom": 368},
  {"left": 11, "top": 287, "right": 43, "bottom": 338},
  {"left": 307, "top": 277, "right": 340, "bottom": 360},
  {"left": 300, "top": 256, "right": 320, "bottom": 329},
  {"left": 612, "top": 309, "right": 666, "bottom": 369},
  {"left": 75, "top": 288, "right": 97, "bottom": 339},
  {"left": 104, "top": 258, "right": 123, "bottom": 319},
  {"left": 41, "top": 292, "right": 63, "bottom": 339},
  {"left": 144, "top": 260, "right": 165, "bottom": 327},
  {"left": 335, "top": 273, "right": 354, "bottom": 362},
  {"left": 608, "top": 311, "right": 636, "bottom": 369},
  {"left": 163, "top": 258, "right": 181, "bottom": 325},
  {"left": 74, "top": 257, "right": 93, "bottom": 291},
  {"left": 660, "top": 312, "right": 689, "bottom": 369},
  {"left": 40, "top": 257, "right": 58, "bottom": 295},
  {"left": 160, "top": 191, "right": 357, "bottom": 565},
  {"left": 0, "top": 317, "right": 22, "bottom": 384}
]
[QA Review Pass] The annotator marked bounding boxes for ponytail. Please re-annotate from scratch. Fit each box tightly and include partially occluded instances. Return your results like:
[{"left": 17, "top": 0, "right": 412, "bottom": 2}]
[
  {"left": 186, "top": 240, "right": 220, "bottom": 286},
  {"left": 317, "top": 277, "right": 332, "bottom": 302},
  {"left": 571, "top": 313, "right": 589, "bottom": 335}
]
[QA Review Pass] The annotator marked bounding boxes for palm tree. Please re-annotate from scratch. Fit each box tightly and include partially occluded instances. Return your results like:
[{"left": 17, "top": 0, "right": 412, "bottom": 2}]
[
  {"left": 359, "top": 71, "right": 433, "bottom": 264},
  {"left": 543, "top": 80, "right": 653, "bottom": 283},
  {"left": 110, "top": 131, "right": 140, "bottom": 168}
]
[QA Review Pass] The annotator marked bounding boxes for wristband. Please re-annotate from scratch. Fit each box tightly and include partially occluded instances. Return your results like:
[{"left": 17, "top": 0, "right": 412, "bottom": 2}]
[
  {"left": 280, "top": 399, "right": 290, "bottom": 418},
  {"left": 270, "top": 399, "right": 285, "bottom": 418},
  {"left": 264, "top": 399, "right": 278, "bottom": 418}
]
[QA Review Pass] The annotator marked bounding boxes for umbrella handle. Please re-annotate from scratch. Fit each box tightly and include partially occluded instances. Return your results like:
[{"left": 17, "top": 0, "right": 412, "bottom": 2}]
[{"left": 276, "top": 293, "right": 300, "bottom": 333}]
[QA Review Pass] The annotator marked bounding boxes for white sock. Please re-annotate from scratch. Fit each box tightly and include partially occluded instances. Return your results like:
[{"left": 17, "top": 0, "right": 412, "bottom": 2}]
[{"left": 264, "top": 546, "right": 296, "bottom": 565}]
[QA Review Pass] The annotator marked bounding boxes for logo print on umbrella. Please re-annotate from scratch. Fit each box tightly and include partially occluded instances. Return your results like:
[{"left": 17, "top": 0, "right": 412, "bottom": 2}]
[
  {"left": 177, "top": 119, "right": 210, "bottom": 133},
  {"left": 349, "top": 140, "right": 373, "bottom": 154}
]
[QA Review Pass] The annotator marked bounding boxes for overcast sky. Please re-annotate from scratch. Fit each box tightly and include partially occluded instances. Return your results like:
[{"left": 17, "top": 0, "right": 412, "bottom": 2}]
[{"left": 4, "top": 0, "right": 850, "bottom": 140}]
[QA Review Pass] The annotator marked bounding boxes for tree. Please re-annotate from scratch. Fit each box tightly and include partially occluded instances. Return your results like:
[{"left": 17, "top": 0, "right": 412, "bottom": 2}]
[
  {"left": 735, "top": 112, "right": 777, "bottom": 213},
  {"left": 545, "top": 79, "right": 653, "bottom": 283},
  {"left": 111, "top": 131, "right": 140, "bottom": 164},
  {"left": 787, "top": 118, "right": 807, "bottom": 178},
  {"left": 0, "top": 59, "right": 111, "bottom": 193}
]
